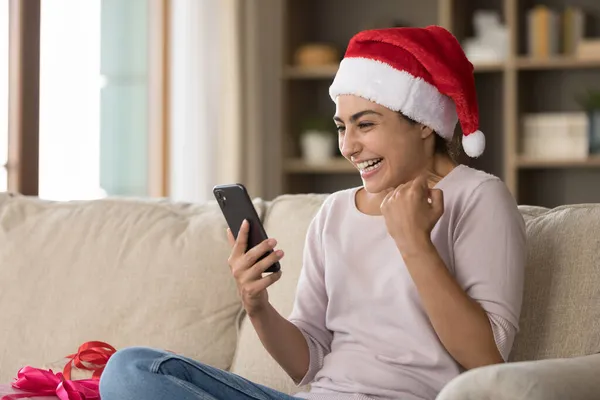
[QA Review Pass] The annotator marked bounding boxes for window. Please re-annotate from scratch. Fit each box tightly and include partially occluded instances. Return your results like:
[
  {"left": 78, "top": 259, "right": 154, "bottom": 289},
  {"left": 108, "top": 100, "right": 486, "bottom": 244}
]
[
  {"left": 0, "top": 1, "right": 8, "bottom": 191},
  {"left": 38, "top": 0, "right": 104, "bottom": 200},
  {"left": 2, "top": 1, "right": 161, "bottom": 199},
  {"left": 38, "top": 0, "right": 149, "bottom": 200}
]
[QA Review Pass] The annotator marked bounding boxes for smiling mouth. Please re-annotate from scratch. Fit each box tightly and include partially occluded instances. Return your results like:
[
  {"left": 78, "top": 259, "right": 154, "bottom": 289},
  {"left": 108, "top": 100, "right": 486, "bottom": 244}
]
[{"left": 356, "top": 158, "right": 383, "bottom": 172}]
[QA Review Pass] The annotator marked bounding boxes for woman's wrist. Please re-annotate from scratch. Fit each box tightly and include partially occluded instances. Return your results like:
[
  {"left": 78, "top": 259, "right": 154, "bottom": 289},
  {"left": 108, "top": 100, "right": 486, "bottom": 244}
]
[{"left": 395, "top": 232, "right": 435, "bottom": 258}]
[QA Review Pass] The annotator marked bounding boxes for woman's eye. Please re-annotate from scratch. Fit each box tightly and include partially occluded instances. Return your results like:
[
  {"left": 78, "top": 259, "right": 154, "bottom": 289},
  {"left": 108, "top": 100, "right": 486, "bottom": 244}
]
[
  {"left": 336, "top": 125, "right": 345, "bottom": 133},
  {"left": 358, "top": 122, "right": 373, "bottom": 129}
]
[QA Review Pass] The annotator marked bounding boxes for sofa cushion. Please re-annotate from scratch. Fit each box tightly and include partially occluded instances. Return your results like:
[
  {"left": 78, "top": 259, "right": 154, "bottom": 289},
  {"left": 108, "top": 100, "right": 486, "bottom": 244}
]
[
  {"left": 510, "top": 204, "right": 600, "bottom": 361},
  {"left": 0, "top": 193, "right": 259, "bottom": 383},
  {"left": 229, "top": 193, "right": 328, "bottom": 395},
  {"left": 436, "top": 353, "right": 600, "bottom": 400}
]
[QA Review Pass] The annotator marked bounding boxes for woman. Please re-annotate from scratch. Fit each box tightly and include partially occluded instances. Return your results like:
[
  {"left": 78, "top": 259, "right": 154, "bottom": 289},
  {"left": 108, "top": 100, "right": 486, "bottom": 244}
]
[{"left": 99, "top": 26, "right": 526, "bottom": 400}]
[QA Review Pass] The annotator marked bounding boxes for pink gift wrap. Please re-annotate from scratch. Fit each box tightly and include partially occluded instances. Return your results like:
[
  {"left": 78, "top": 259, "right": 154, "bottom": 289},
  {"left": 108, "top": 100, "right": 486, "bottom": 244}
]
[
  {"left": 0, "top": 367, "right": 99, "bottom": 400},
  {"left": 0, "top": 385, "right": 57, "bottom": 399}
]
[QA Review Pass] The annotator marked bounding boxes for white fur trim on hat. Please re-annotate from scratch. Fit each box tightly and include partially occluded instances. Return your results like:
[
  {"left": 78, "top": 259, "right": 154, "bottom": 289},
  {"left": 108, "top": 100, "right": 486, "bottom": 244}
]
[{"left": 329, "top": 57, "right": 458, "bottom": 139}]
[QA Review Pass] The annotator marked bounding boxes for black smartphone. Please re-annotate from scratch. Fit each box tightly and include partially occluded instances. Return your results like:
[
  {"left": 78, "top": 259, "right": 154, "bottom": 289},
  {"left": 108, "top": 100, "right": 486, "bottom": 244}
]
[{"left": 213, "top": 183, "right": 281, "bottom": 273}]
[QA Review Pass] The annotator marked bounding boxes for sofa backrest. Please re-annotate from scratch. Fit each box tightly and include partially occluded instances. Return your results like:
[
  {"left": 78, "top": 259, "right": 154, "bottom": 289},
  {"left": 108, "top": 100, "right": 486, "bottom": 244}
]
[
  {"left": 1, "top": 191, "right": 598, "bottom": 387},
  {"left": 509, "top": 204, "right": 600, "bottom": 362},
  {"left": 0, "top": 192, "right": 251, "bottom": 383}
]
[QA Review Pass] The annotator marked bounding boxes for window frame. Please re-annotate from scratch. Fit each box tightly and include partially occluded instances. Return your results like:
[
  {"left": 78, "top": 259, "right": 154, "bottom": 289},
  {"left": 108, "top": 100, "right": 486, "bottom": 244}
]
[
  {"left": 7, "top": 0, "right": 40, "bottom": 195},
  {"left": 5, "top": 0, "right": 169, "bottom": 197}
]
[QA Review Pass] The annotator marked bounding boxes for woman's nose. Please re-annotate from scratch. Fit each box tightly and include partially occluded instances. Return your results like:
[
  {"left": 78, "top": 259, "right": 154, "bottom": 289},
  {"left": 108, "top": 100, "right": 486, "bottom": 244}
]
[{"left": 340, "top": 130, "right": 360, "bottom": 158}]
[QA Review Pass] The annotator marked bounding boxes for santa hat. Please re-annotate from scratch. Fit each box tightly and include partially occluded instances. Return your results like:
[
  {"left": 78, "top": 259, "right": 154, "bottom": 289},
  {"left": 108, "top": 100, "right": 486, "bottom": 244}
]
[{"left": 329, "top": 25, "right": 485, "bottom": 158}]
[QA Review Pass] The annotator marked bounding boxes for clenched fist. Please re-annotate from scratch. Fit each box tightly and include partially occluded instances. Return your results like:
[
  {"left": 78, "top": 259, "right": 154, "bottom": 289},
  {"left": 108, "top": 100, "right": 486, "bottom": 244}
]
[{"left": 380, "top": 174, "right": 444, "bottom": 255}]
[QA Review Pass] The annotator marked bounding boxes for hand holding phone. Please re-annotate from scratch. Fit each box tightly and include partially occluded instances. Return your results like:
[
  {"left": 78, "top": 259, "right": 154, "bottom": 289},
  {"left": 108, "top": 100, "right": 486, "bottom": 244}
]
[
  {"left": 214, "top": 184, "right": 283, "bottom": 316},
  {"left": 213, "top": 183, "right": 281, "bottom": 274},
  {"left": 226, "top": 220, "right": 283, "bottom": 315}
]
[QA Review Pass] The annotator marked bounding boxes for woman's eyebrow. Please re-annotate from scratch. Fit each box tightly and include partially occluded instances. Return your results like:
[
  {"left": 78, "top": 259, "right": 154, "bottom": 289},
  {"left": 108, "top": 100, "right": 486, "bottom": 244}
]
[{"left": 333, "top": 110, "right": 383, "bottom": 123}]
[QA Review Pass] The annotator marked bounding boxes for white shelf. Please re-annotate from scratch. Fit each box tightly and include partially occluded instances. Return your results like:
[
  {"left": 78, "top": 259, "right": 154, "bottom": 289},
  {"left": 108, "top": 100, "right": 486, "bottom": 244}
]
[{"left": 284, "top": 158, "right": 355, "bottom": 173}]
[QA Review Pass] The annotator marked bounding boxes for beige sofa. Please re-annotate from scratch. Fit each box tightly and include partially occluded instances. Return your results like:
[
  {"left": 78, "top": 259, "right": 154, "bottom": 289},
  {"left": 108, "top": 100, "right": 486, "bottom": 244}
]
[{"left": 0, "top": 191, "right": 599, "bottom": 399}]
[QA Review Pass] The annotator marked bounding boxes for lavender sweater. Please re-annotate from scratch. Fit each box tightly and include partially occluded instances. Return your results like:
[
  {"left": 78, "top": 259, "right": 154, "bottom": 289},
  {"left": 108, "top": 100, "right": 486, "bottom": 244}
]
[{"left": 288, "top": 165, "right": 526, "bottom": 400}]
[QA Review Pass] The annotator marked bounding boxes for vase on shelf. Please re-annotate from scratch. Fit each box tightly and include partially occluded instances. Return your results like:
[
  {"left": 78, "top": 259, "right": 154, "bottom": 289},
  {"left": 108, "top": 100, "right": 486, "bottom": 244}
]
[
  {"left": 300, "top": 130, "right": 336, "bottom": 165},
  {"left": 298, "top": 115, "right": 336, "bottom": 164}
]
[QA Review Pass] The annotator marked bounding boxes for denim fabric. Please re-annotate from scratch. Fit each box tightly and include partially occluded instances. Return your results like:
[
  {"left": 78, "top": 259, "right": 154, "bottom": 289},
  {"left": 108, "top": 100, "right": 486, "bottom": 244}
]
[{"left": 99, "top": 347, "right": 299, "bottom": 400}]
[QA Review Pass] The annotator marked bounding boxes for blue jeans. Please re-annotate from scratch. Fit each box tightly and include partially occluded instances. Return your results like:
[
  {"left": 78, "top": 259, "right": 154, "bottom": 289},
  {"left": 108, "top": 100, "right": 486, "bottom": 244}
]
[{"left": 99, "top": 347, "right": 299, "bottom": 400}]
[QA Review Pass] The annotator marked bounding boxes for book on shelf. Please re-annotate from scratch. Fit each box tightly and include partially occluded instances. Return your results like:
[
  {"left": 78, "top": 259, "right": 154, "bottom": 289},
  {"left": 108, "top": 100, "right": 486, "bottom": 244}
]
[
  {"left": 526, "top": 5, "right": 586, "bottom": 58},
  {"left": 562, "top": 6, "right": 585, "bottom": 56}
]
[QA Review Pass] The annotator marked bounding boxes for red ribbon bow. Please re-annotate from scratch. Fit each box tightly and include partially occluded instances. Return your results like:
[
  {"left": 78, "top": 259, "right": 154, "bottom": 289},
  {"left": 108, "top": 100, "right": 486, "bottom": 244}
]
[
  {"left": 1, "top": 341, "right": 117, "bottom": 400},
  {"left": 0, "top": 367, "right": 99, "bottom": 400},
  {"left": 63, "top": 341, "right": 116, "bottom": 380}
]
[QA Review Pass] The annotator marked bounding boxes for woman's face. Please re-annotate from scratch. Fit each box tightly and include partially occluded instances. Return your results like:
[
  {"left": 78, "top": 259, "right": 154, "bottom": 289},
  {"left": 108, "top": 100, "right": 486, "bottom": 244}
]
[{"left": 334, "top": 94, "right": 434, "bottom": 194}]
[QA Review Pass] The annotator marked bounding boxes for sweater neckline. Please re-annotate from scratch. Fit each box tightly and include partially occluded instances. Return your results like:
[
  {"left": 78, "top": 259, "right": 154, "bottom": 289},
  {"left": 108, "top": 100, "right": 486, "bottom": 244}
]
[{"left": 349, "top": 164, "right": 466, "bottom": 219}]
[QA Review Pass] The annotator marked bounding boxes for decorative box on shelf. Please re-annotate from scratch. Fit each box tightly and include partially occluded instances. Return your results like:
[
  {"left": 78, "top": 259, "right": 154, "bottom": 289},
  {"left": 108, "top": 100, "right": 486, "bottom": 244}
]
[{"left": 521, "top": 112, "right": 589, "bottom": 160}]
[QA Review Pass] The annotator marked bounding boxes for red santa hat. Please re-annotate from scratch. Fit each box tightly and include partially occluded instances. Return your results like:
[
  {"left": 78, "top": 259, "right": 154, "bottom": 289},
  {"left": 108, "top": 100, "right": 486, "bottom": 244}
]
[{"left": 329, "top": 25, "right": 485, "bottom": 158}]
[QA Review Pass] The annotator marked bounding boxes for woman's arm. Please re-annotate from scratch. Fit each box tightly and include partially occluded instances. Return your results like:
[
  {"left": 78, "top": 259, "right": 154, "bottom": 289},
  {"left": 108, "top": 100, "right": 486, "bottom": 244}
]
[
  {"left": 248, "top": 303, "right": 311, "bottom": 383},
  {"left": 255, "top": 199, "right": 333, "bottom": 385},
  {"left": 381, "top": 175, "right": 526, "bottom": 370},
  {"left": 400, "top": 238, "right": 504, "bottom": 369},
  {"left": 286, "top": 200, "right": 334, "bottom": 385},
  {"left": 226, "top": 220, "right": 311, "bottom": 382}
]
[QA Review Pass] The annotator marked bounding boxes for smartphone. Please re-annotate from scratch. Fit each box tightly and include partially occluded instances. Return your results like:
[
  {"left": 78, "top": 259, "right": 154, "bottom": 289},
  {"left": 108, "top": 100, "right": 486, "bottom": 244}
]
[{"left": 213, "top": 183, "right": 281, "bottom": 273}]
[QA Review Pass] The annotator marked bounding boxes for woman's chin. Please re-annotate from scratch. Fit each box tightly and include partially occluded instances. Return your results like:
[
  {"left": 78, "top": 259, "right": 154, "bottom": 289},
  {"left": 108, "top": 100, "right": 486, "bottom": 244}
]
[{"left": 362, "top": 177, "right": 390, "bottom": 194}]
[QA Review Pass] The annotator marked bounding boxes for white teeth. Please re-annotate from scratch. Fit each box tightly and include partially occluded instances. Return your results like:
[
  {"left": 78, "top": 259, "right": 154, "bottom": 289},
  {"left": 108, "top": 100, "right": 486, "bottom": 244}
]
[{"left": 357, "top": 158, "right": 383, "bottom": 171}]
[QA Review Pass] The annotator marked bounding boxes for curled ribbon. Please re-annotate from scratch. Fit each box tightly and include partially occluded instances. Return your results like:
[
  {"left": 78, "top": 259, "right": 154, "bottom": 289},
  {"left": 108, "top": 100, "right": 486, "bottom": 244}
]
[
  {"left": 0, "top": 366, "right": 99, "bottom": 400},
  {"left": 1, "top": 341, "right": 117, "bottom": 400},
  {"left": 63, "top": 341, "right": 117, "bottom": 380}
]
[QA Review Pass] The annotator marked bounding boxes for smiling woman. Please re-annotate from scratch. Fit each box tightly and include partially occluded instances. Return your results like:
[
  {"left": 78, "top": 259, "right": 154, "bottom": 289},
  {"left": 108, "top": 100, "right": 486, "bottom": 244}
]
[
  {"left": 98, "top": 25, "right": 526, "bottom": 400},
  {"left": 333, "top": 95, "right": 454, "bottom": 196}
]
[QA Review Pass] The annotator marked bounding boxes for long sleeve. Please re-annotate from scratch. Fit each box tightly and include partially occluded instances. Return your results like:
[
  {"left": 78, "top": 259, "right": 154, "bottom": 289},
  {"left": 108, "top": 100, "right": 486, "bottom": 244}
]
[
  {"left": 288, "top": 203, "right": 333, "bottom": 386},
  {"left": 452, "top": 178, "right": 527, "bottom": 361}
]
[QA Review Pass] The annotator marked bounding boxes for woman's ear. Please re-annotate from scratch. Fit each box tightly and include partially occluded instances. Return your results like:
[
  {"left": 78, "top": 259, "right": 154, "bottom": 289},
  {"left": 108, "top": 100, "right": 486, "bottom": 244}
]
[{"left": 420, "top": 124, "right": 435, "bottom": 139}]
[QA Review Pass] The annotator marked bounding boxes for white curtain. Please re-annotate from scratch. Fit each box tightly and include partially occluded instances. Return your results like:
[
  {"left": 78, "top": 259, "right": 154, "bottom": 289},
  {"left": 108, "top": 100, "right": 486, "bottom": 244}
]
[
  {"left": 168, "top": 0, "right": 219, "bottom": 203},
  {"left": 167, "top": 0, "right": 284, "bottom": 203}
]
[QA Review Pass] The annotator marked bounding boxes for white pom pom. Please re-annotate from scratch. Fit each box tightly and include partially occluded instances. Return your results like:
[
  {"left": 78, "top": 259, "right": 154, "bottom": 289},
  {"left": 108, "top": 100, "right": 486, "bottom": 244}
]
[{"left": 462, "top": 130, "right": 485, "bottom": 158}]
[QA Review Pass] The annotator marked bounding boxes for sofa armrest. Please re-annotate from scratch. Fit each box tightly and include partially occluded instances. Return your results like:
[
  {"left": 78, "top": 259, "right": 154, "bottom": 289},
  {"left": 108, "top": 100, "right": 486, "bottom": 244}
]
[{"left": 436, "top": 353, "right": 600, "bottom": 400}]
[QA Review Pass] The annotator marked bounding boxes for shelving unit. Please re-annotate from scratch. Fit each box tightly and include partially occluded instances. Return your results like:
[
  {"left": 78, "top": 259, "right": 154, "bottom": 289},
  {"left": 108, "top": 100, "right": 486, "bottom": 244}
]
[{"left": 279, "top": 0, "right": 600, "bottom": 207}]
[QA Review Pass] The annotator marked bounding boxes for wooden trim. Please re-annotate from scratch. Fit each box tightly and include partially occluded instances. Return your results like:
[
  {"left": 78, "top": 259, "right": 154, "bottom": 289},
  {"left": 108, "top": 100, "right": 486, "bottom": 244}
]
[
  {"left": 517, "top": 156, "right": 600, "bottom": 169},
  {"left": 148, "top": 0, "right": 170, "bottom": 197},
  {"left": 516, "top": 56, "right": 600, "bottom": 70},
  {"left": 437, "top": 0, "right": 453, "bottom": 32},
  {"left": 7, "top": 0, "right": 40, "bottom": 195},
  {"left": 503, "top": 0, "right": 518, "bottom": 197},
  {"left": 284, "top": 158, "right": 354, "bottom": 174}
]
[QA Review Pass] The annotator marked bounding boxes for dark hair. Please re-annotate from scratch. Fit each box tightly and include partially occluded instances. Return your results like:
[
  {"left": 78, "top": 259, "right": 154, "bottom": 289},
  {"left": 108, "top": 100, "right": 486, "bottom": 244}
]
[{"left": 397, "top": 111, "right": 462, "bottom": 162}]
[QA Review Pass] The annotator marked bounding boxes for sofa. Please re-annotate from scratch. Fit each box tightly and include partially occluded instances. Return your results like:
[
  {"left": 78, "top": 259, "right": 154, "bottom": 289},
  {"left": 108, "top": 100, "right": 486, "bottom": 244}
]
[{"left": 0, "top": 190, "right": 599, "bottom": 399}]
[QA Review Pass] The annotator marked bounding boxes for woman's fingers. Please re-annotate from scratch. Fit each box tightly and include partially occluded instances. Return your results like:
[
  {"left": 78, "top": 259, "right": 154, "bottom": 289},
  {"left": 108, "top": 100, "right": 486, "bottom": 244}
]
[
  {"left": 241, "top": 238, "right": 278, "bottom": 268},
  {"left": 246, "top": 249, "right": 284, "bottom": 279},
  {"left": 231, "top": 219, "right": 250, "bottom": 258},
  {"left": 226, "top": 228, "right": 235, "bottom": 247},
  {"left": 228, "top": 221, "right": 279, "bottom": 278},
  {"left": 243, "top": 270, "right": 283, "bottom": 296}
]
